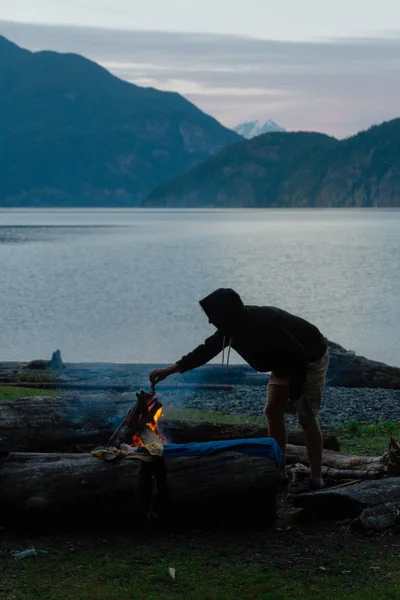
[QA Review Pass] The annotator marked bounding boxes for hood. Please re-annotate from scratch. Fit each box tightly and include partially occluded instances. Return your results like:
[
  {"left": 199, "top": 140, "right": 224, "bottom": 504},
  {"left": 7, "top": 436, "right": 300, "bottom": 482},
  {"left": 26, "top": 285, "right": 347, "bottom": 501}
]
[{"left": 199, "top": 288, "right": 245, "bottom": 331}]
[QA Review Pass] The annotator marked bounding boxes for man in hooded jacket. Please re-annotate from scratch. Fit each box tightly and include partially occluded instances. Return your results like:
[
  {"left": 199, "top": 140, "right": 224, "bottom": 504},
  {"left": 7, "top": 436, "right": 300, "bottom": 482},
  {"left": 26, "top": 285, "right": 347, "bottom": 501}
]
[{"left": 149, "top": 288, "right": 329, "bottom": 492}]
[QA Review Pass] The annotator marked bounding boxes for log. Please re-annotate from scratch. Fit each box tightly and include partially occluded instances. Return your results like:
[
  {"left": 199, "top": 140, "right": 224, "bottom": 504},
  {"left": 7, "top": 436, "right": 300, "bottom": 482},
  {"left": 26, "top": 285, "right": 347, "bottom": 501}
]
[
  {"left": 286, "top": 446, "right": 388, "bottom": 474},
  {"left": 292, "top": 477, "right": 400, "bottom": 519},
  {"left": 286, "top": 441, "right": 400, "bottom": 532},
  {"left": 355, "top": 501, "right": 400, "bottom": 532},
  {"left": 0, "top": 450, "right": 278, "bottom": 528},
  {"left": 286, "top": 437, "right": 399, "bottom": 481},
  {"left": 162, "top": 420, "right": 339, "bottom": 450},
  {"left": 288, "top": 462, "right": 384, "bottom": 482},
  {"left": 0, "top": 396, "right": 340, "bottom": 453}
]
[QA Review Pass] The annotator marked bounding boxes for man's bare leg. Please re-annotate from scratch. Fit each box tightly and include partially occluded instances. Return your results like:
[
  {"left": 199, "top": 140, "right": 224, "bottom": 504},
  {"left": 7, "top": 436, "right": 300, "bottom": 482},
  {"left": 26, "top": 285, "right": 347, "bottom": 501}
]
[
  {"left": 266, "top": 407, "right": 287, "bottom": 473},
  {"left": 265, "top": 382, "right": 290, "bottom": 474},
  {"left": 298, "top": 413, "right": 323, "bottom": 483}
]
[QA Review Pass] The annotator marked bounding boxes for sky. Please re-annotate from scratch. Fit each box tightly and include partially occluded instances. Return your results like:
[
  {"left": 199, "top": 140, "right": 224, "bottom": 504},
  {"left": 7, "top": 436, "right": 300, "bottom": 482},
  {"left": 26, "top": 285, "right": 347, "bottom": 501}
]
[{"left": 1, "top": 0, "right": 400, "bottom": 136}]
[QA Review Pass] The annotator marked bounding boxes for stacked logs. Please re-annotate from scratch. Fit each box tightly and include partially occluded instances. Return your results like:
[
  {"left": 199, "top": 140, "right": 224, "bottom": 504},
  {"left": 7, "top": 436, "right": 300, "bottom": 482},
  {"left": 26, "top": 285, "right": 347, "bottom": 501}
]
[{"left": 0, "top": 394, "right": 399, "bottom": 531}]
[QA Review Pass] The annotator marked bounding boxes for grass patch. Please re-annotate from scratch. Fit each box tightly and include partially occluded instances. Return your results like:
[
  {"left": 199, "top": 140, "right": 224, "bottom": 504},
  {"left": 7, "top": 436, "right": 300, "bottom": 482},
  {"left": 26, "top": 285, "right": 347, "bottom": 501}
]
[
  {"left": 162, "top": 406, "right": 265, "bottom": 426},
  {"left": 332, "top": 420, "right": 400, "bottom": 455},
  {"left": 13, "top": 370, "right": 56, "bottom": 383},
  {"left": 0, "top": 386, "right": 60, "bottom": 402},
  {"left": 1, "top": 532, "right": 400, "bottom": 600}
]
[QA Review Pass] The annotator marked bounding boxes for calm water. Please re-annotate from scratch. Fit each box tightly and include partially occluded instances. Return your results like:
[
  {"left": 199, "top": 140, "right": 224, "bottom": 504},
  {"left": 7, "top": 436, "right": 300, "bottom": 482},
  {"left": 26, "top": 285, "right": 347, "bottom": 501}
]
[{"left": 0, "top": 209, "right": 399, "bottom": 366}]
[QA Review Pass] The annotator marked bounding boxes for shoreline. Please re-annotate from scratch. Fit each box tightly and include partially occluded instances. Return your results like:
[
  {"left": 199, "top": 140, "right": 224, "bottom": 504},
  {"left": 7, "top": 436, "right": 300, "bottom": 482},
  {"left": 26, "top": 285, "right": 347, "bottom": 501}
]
[
  {"left": 1, "top": 338, "right": 400, "bottom": 390},
  {"left": 159, "top": 385, "right": 400, "bottom": 427}
]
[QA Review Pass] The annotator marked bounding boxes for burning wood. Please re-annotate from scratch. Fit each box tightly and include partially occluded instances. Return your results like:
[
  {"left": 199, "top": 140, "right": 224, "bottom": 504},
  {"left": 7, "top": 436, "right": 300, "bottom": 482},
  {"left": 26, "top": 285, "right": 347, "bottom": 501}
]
[{"left": 107, "top": 389, "right": 164, "bottom": 448}]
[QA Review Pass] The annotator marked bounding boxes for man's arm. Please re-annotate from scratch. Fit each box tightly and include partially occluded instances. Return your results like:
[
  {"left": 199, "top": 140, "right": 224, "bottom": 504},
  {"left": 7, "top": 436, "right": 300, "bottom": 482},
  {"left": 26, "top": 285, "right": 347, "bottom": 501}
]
[
  {"left": 149, "top": 330, "right": 227, "bottom": 386},
  {"left": 176, "top": 330, "right": 227, "bottom": 373}
]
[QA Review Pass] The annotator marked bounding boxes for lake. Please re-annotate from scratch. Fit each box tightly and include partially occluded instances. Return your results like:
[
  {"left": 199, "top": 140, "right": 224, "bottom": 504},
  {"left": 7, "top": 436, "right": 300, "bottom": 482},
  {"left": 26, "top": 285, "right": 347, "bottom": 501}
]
[{"left": 0, "top": 209, "right": 399, "bottom": 366}]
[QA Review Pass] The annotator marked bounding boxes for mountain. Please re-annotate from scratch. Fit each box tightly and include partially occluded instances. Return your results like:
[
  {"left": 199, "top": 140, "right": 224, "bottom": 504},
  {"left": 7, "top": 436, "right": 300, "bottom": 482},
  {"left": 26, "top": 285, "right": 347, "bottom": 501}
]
[
  {"left": 143, "top": 119, "right": 400, "bottom": 208},
  {"left": 0, "top": 36, "right": 240, "bottom": 207},
  {"left": 233, "top": 120, "right": 286, "bottom": 138}
]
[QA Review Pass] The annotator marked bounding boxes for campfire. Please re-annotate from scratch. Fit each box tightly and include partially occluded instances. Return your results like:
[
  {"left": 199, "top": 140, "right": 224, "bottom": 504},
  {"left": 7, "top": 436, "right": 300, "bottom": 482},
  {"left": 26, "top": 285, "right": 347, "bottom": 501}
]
[
  {"left": 108, "top": 389, "right": 165, "bottom": 449},
  {"left": 133, "top": 397, "right": 163, "bottom": 446},
  {"left": 131, "top": 407, "right": 163, "bottom": 447}
]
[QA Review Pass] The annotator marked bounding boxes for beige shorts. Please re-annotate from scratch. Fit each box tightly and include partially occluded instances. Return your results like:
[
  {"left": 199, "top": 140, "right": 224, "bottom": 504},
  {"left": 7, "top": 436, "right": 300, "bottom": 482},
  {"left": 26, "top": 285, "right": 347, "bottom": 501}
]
[{"left": 266, "top": 350, "right": 329, "bottom": 419}]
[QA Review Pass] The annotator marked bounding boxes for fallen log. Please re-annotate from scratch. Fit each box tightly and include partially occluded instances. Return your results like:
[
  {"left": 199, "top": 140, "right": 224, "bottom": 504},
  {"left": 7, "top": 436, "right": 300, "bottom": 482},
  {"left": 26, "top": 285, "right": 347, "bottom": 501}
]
[
  {"left": 286, "top": 440, "right": 400, "bottom": 532},
  {"left": 355, "top": 501, "right": 400, "bottom": 532},
  {"left": 293, "top": 477, "right": 400, "bottom": 519},
  {"left": 288, "top": 462, "right": 384, "bottom": 482},
  {"left": 0, "top": 450, "right": 278, "bottom": 528},
  {"left": 0, "top": 396, "right": 340, "bottom": 453},
  {"left": 162, "top": 420, "right": 339, "bottom": 450},
  {"left": 286, "top": 446, "right": 388, "bottom": 474},
  {"left": 287, "top": 437, "right": 399, "bottom": 483}
]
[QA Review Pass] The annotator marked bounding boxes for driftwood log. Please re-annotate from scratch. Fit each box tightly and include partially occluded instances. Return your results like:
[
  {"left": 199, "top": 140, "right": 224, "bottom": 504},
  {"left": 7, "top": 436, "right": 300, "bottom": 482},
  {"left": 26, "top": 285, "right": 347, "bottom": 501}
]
[
  {"left": 0, "top": 450, "right": 278, "bottom": 528},
  {"left": 286, "top": 438, "right": 400, "bottom": 495},
  {"left": 1, "top": 441, "right": 396, "bottom": 527},
  {"left": 286, "top": 446, "right": 388, "bottom": 474},
  {"left": 2, "top": 395, "right": 399, "bottom": 531},
  {"left": 289, "top": 438, "right": 400, "bottom": 532},
  {"left": 293, "top": 476, "right": 400, "bottom": 532},
  {"left": 0, "top": 393, "right": 279, "bottom": 527},
  {"left": 0, "top": 396, "right": 339, "bottom": 453}
]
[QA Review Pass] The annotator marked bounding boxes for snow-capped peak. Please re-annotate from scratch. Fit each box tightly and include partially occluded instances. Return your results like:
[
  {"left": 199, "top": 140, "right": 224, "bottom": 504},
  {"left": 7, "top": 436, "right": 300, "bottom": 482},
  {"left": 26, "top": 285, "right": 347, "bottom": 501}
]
[{"left": 233, "top": 120, "right": 286, "bottom": 139}]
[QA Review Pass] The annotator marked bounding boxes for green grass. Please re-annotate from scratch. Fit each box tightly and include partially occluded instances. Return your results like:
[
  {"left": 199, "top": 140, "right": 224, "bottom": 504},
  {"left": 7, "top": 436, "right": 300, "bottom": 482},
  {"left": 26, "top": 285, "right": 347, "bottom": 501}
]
[
  {"left": 0, "top": 386, "right": 60, "bottom": 402},
  {"left": 332, "top": 420, "right": 400, "bottom": 455},
  {"left": 1, "top": 532, "right": 400, "bottom": 600},
  {"left": 162, "top": 406, "right": 265, "bottom": 426},
  {"left": 13, "top": 369, "right": 56, "bottom": 383}
]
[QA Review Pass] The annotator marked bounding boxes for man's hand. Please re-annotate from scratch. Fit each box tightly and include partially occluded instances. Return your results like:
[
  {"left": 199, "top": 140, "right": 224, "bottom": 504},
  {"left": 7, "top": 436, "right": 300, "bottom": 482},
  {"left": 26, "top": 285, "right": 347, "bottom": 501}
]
[
  {"left": 149, "top": 364, "right": 179, "bottom": 387},
  {"left": 289, "top": 395, "right": 308, "bottom": 417}
]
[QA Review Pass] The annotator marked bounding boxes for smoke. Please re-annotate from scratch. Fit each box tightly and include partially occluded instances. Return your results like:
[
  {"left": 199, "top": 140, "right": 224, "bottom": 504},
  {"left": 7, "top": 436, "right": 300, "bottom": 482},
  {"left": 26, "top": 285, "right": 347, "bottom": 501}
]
[{"left": 56, "top": 360, "right": 270, "bottom": 442}]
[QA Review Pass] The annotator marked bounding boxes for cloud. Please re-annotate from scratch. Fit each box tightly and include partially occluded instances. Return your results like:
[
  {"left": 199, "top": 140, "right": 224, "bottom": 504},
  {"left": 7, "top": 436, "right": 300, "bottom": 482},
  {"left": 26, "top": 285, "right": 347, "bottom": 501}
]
[{"left": 1, "top": 19, "right": 400, "bottom": 136}]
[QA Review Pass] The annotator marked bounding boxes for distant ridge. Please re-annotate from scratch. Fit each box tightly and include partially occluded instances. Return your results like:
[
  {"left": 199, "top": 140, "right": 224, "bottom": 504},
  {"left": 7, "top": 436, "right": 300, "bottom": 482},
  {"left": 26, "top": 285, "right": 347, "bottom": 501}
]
[
  {"left": 144, "top": 119, "right": 400, "bottom": 208},
  {"left": 0, "top": 35, "right": 240, "bottom": 207}
]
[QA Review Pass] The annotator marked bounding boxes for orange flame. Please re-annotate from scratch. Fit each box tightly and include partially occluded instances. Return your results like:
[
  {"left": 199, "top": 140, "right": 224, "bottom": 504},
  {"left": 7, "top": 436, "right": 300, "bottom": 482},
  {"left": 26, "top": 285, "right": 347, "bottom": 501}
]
[
  {"left": 131, "top": 434, "right": 144, "bottom": 447},
  {"left": 147, "top": 407, "right": 163, "bottom": 432},
  {"left": 131, "top": 405, "right": 164, "bottom": 447}
]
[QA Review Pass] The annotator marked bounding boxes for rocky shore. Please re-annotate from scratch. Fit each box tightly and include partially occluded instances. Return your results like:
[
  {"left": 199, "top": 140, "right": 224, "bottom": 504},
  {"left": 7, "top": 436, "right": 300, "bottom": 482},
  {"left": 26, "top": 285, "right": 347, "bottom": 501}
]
[
  {"left": 160, "top": 385, "right": 400, "bottom": 426},
  {"left": 0, "top": 339, "right": 399, "bottom": 426}
]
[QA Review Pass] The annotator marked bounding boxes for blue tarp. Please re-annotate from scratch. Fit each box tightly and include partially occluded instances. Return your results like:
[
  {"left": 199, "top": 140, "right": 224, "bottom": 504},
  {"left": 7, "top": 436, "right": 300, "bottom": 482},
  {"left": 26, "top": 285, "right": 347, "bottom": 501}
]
[{"left": 163, "top": 438, "right": 282, "bottom": 466}]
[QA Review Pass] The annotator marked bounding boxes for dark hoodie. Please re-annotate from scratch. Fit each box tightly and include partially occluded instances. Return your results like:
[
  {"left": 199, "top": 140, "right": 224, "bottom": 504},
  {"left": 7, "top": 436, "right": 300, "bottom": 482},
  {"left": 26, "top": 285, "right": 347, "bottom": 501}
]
[{"left": 176, "top": 288, "right": 327, "bottom": 403}]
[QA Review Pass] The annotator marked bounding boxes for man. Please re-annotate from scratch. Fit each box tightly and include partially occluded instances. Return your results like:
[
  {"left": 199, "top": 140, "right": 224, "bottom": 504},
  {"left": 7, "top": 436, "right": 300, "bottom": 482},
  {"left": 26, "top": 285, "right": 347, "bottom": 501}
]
[{"left": 150, "top": 288, "right": 329, "bottom": 492}]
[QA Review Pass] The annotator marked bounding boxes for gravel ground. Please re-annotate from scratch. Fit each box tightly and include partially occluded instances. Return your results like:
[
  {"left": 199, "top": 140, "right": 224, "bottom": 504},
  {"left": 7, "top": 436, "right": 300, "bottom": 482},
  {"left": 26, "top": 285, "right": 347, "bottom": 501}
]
[{"left": 161, "top": 385, "right": 400, "bottom": 426}]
